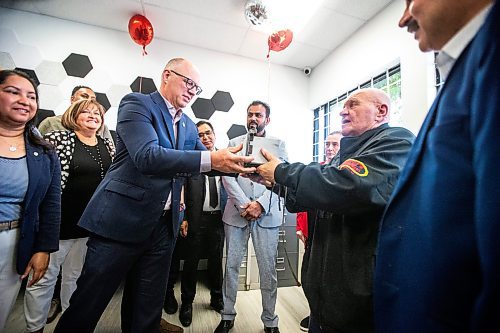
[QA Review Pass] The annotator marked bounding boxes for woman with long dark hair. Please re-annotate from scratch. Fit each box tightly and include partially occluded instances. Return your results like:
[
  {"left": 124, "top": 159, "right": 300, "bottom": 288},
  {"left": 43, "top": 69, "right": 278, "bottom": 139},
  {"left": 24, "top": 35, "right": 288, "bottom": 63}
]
[{"left": 0, "top": 69, "right": 61, "bottom": 331}]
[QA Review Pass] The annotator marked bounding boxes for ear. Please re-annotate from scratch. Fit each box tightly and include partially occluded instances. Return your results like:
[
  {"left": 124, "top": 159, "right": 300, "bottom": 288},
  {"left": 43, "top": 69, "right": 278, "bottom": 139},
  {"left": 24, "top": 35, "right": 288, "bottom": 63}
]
[
  {"left": 162, "top": 69, "right": 170, "bottom": 82},
  {"left": 265, "top": 117, "right": 271, "bottom": 126},
  {"left": 376, "top": 104, "right": 388, "bottom": 121}
]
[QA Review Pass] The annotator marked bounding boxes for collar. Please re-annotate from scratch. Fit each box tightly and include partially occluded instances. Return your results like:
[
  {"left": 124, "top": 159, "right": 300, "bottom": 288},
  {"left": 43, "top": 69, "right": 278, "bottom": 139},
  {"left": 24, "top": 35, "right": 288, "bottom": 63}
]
[
  {"left": 437, "top": 3, "right": 493, "bottom": 80},
  {"left": 160, "top": 94, "right": 183, "bottom": 122}
]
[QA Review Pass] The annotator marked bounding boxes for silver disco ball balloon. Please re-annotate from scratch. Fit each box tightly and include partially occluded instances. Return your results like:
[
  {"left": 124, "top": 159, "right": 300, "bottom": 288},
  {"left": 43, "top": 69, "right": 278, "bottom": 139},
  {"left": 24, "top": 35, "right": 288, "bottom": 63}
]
[{"left": 245, "top": 0, "right": 268, "bottom": 26}]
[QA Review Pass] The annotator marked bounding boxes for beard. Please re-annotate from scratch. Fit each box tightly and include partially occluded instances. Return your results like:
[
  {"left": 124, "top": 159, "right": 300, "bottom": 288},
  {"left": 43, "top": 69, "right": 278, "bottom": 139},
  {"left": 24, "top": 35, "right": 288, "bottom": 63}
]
[{"left": 247, "top": 121, "right": 265, "bottom": 134}]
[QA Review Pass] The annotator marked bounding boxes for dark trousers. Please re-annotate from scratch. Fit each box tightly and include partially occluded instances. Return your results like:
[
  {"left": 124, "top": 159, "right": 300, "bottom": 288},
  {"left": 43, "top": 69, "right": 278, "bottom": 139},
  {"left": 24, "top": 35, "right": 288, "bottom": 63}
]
[
  {"left": 167, "top": 213, "right": 224, "bottom": 303},
  {"left": 54, "top": 214, "right": 176, "bottom": 333}
]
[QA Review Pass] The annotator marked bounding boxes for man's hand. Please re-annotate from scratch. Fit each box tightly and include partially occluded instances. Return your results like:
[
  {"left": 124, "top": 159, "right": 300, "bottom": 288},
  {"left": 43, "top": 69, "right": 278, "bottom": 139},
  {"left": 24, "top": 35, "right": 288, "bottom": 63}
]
[
  {"left": 256, "top": 148, "right": 283, "bottom": 184},
  {"left": 211, "top": 143, "right": 256, "bottom": 174},
  {"left": 240, "top": 201, "right": 264, "bottom": 221},
  {"left": 180, "top": 220, "right": 188, "bottom": 237},
  {"left": 296, "top": 230, "right": 307, "bottom": 246},
  {"left": 22, "top": 252, "right": 50, "bottom": 287}
]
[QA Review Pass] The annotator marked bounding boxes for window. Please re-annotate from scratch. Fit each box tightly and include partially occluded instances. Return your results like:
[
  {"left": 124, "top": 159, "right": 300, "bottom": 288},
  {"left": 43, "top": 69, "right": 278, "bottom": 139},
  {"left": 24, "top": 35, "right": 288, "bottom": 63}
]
[{"left": 312, "top": 64, "right": 402, "bottom": 162}]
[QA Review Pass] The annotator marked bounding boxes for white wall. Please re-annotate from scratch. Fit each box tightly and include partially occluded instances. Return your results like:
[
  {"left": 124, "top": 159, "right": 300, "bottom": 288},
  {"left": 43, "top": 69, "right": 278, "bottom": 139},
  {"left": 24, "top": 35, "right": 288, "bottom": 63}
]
[
  {"left": 309, "top": 0, "right": 435, "bottom": 134},
  {"left": 0, "top": 8, "right": 310, "bottom": 162}
]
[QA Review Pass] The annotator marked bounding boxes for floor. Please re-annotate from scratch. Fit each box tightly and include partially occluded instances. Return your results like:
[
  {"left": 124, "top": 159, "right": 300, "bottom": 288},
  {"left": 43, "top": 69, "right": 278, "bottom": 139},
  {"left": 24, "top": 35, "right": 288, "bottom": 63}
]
[{"left": 4, "top": 276, "right": 309, "bottom": 333}]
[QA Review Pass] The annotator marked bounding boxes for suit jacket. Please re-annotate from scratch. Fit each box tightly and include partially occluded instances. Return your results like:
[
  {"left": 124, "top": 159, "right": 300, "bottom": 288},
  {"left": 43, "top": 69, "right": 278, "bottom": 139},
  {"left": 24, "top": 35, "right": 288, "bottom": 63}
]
[
  {"left": 17, "top": 133, "right": 61, "bottom": 274},
  {"left": 78, "top": 91, "right": 206, "bottom": 243},
  {"left": 184, "top": 172, "right": 227, "bottom": 232},
  {"left": 374, "top": 3, "right": 500, "bottom": 332},
  {"left": 222, "top": 134, "right": 287, "bottom": 228}
]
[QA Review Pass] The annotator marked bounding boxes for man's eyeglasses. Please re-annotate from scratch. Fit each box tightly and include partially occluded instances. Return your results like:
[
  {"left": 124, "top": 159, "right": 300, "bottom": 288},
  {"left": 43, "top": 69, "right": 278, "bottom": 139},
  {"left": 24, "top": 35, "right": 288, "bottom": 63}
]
[
  {"left": 170, "top": 70, "right": 203, "bottom": 95},
  {"left": 198, "top": 130, "right": 213, "bottom": 138}
]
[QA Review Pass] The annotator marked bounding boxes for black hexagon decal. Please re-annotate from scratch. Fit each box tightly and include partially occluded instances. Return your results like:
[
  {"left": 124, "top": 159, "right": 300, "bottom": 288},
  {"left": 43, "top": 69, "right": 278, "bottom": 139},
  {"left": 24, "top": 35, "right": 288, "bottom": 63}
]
[
  {"left": 227, "top": 124, "right": 247, "bottom": 140},
  {"left": 211, "top": 91, "right": 234, "bottom": 112},
  {"left": 35, "top": 109, "right": 55, "bottom": 126},
  {"left": 62, "top": 53, "right": 93, "bottom": 78},
  {"left": 15, "top": 67, "right": 40, "bottom": 86},
  {"left": 191, "top": 98, "right": 216, "bottom": 120},
  {"left": 130, "top": 76, "right": 156, "bottom": 94},
  {"left": 95, "top": 92, "right": 111, "bottom": 112}
]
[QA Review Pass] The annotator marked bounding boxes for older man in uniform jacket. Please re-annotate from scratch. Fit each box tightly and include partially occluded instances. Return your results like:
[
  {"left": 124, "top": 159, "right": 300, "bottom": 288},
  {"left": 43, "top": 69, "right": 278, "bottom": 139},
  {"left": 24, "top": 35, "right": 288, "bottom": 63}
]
[{"left": 257, "top": 88, "right": 415, "bottom": 333}]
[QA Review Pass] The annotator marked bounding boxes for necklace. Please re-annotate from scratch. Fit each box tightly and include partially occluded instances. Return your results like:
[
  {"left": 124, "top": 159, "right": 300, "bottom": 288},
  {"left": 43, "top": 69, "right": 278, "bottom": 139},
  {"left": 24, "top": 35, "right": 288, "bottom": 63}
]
[{"left": 82, "top": 140, "right": 105, "bottom": 179}]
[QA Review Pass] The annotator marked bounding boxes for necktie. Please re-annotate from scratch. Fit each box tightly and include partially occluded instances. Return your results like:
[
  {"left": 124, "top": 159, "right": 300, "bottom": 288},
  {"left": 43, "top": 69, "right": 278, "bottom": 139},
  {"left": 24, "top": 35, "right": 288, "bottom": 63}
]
[{"left": 208, "top": 176, "right": 218, "bottom": 208}]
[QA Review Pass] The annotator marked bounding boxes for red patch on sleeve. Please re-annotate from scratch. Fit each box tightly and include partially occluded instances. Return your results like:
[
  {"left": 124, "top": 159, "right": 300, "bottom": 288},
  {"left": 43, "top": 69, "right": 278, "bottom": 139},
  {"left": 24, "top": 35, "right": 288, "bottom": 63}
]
[{"left": 339, "top": 159, "right": 368, "bottom": 177}]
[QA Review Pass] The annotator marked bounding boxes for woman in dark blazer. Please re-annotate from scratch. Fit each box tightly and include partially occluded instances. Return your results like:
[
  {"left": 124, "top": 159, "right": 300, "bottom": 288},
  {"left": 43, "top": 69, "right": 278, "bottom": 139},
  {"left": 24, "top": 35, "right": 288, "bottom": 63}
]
[{"left": 0, "top": 69, "right": 61, "bottom": 331}]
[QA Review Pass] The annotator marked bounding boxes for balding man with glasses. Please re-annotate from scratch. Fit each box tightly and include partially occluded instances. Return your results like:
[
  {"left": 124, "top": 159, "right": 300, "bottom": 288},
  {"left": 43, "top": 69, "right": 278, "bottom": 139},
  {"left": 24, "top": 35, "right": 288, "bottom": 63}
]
[{"left": 55, "top": 58, "right": 255, "bottom": 333}]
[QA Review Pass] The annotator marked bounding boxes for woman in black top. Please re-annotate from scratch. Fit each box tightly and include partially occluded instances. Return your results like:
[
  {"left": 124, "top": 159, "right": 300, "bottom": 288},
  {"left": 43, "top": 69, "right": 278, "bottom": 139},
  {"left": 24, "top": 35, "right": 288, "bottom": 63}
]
[{"left": 24, "top": 99, "right": 115, "bottom": 332}]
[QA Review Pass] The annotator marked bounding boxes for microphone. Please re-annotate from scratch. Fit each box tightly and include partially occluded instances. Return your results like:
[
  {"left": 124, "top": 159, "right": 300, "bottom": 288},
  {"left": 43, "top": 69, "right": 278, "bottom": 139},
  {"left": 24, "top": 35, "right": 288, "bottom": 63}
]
[{"left": 248, "top": 123, "right": 257, "bottom": 135}]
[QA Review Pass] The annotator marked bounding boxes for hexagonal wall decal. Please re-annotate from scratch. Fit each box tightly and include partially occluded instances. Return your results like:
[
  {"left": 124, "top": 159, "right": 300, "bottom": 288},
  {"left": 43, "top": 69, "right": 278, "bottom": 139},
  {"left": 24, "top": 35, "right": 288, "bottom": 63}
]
[
  {"left": 130, "top": 77, "right": 157, "bottom": 94},
  {"left": 15, "top": 67, "right": 39, "bottom": 86},
  {"left": 36, "top": 109, "right": 55, "bottom": 127},
  {"left": 227, "top": 124, "right": 247, "bottom": 140},
  {"left": 0, "top": 52, "right": 15, "bottom": 70},
  {"left": 211, "top": 91, "right": 234, "bottom": 112},
  {"left": 10, "top": 43, "right": 42, "bottom": 69},
  {"left": 95, "top": 92, "right": 111, "bottom": 112},
  {"left": 63, "top": 53, "right": 93, "bottom": 78},
  {"left": 35, "top": 60, "right": 66, "bottom": 86},
  {"left": 38, "top": 84, "right": 63, "bottom": 110},
  {"left": 191, "top": 98, "right": 216, "bottom": 120}
]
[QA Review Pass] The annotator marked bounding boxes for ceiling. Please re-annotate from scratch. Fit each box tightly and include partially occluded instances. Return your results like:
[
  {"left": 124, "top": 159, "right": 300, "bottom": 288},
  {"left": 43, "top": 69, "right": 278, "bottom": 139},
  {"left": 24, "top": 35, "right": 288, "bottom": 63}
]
[{"left": 0, "top": 0, "right": 394, "bottom": 70}]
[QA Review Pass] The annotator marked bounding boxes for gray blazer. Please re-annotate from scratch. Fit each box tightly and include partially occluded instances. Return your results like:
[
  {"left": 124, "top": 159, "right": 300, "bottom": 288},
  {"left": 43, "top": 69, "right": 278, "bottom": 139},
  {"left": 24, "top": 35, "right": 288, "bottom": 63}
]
[{"left": 221, "top": 134, "right": 287, "bottom": 228}]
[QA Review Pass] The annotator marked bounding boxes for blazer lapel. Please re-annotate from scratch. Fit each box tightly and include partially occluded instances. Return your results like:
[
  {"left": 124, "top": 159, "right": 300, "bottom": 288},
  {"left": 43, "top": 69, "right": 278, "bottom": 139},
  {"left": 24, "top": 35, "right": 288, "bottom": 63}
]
[
  {"left": 151, "top": 91, "right": 176, "bottom": 146},
  {"left": 176, "top": 115, "right": 186, "bottom": 149},
  {"left": 24, "top": 140, "right": 44, "bottom": 208}
]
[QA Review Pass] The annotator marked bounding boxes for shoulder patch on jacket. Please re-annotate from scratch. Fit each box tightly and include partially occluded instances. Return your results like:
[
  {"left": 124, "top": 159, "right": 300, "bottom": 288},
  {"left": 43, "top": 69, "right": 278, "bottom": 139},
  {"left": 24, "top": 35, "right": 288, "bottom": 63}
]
[{"left": 339, "top": 159, "right": 368, "bottom": 177}]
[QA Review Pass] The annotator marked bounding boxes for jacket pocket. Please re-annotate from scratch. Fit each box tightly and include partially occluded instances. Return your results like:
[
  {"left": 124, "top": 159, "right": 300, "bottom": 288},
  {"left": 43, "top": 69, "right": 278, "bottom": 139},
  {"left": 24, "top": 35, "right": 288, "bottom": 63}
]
[{"left": 105, "top": 179, "right": 145, "bottom": 201}]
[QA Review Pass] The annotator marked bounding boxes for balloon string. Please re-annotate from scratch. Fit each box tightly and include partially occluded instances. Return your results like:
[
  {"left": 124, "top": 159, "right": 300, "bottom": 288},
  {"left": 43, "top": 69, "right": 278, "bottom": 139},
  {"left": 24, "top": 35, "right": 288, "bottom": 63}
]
[
  {"left": 267, "top": 57, "right": 271, "bottom": 104},
  {"left": 140, "top": 0, "right": 146, "bottom": 16},
  {"left": 139, "top": 76, "right": 143, "bottom": 93}
]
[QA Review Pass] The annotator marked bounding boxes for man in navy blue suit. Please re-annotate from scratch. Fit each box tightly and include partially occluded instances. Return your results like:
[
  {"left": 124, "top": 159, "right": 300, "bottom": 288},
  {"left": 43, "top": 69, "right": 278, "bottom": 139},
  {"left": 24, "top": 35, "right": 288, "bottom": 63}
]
[
  {"left": 374, "top": 1, "right": 499, "bottom": 332},
  {"left": 54, "top": 58, "right": 255, "bottom": 333}
]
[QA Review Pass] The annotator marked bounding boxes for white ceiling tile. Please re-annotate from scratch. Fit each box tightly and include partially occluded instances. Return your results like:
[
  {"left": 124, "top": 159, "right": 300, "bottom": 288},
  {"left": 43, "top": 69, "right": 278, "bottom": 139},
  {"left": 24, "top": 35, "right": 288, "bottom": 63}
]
[{"left": 296, "top": 9, "right": 365, "bottom": 50}]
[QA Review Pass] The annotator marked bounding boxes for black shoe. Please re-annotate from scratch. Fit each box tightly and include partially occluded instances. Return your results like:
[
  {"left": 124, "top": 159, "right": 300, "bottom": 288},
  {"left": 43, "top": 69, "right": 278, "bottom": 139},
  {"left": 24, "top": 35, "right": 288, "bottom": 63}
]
[
  {"left": 46, "top": 298, "right": 62, "bottom": 324},
  {"left": 264, "top": 327, "right": 280, "bottom": 333},
  {"left": 209, "top": 298, "right": 224, "bottom": 313},
  {"left": 179, "top": 303, "right": 192, "bottom": 327},
  {"left": 299, "top": 316, "right": 309, "bottom": 331},
  {"left": 164, "top": 291, "right": 178, "bottom": 314},
  {"left": 214, "top": 320, "right": 234, "bottom": 333}
]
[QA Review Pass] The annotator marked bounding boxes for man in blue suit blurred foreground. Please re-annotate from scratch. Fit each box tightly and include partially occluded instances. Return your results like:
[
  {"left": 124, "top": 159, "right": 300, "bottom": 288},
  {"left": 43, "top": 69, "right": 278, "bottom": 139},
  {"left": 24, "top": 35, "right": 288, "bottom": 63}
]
[
  {"left": 374, "top": 1, "right": 500, "bottom": 332},
  {"left": 54, "top": 58, "right": 255, "bottom": 333}
]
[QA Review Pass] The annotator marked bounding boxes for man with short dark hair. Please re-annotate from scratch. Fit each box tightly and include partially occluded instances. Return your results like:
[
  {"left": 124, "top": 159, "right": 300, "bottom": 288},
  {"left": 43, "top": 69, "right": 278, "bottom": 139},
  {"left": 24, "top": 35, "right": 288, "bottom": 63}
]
[
  {"left": 215, "top": 101, "right": 286, "bottom": 333},
  {"left": 374, "top": 1, "right": 500, "bottom": 332},
  {"left": 257, "top": 88, "right": 415, "bottom": 332}
]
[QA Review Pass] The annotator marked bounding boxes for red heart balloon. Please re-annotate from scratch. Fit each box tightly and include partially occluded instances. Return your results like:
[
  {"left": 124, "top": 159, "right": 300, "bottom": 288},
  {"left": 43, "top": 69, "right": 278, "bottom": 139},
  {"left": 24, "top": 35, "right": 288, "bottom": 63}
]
[
  {"left": 267, "top": 29, "right": 293, "bottom": 58},
  {"left": 128, "top": 14, "right": 154, "bottom": 55}
]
